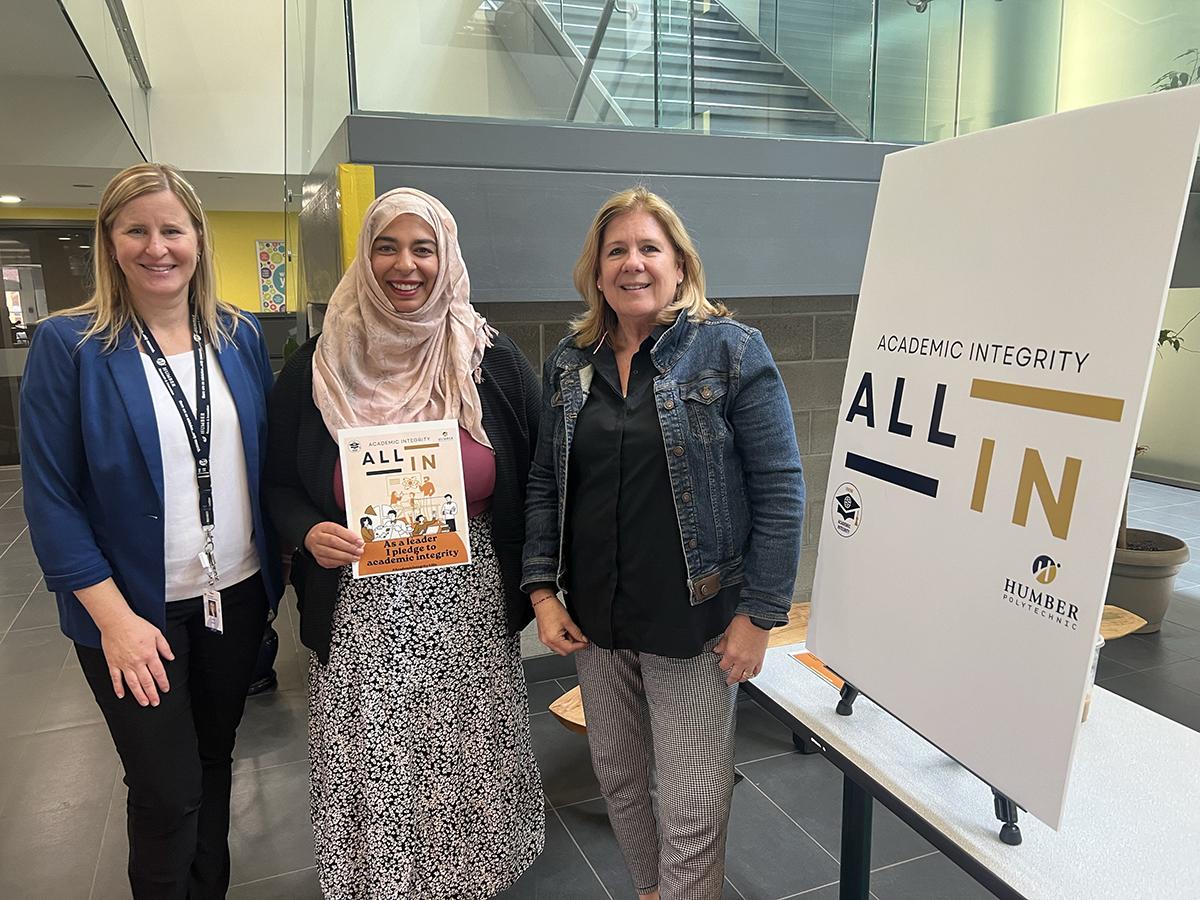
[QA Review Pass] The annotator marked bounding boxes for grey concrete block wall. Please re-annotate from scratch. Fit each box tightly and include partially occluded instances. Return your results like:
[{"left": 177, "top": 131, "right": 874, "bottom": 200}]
[{"left": 476, "top": 296, "right": 856, "bottom": 606}]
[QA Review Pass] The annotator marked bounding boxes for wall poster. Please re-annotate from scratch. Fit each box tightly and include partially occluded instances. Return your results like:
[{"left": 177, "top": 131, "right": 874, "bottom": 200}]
[{"left": 256, "top": 239, "right": 286, "bottom": 312}]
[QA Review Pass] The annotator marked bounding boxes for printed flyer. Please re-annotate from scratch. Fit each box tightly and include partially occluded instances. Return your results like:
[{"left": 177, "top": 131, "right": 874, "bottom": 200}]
[{"left": 337, "top": 418, "right": 471, "bottom": 578}]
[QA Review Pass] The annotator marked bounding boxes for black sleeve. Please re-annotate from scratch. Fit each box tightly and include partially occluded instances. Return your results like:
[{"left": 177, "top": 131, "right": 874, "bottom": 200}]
[
  {"left": 520, "top": 344, "right": 542, "bottom": 455},
  {"left": 263, "top": 345, "right": 327, "bottom": 552}
]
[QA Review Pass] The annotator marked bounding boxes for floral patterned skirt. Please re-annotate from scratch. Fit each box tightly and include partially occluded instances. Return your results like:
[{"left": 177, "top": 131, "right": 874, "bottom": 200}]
[{"left": 308, "top": 513, "right": 545, "bottom": 899}]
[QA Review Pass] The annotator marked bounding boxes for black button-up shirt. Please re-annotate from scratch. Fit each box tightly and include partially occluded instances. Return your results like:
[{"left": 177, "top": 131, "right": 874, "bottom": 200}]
[{"left": 562, "top": 329, "right": 738, "bottom": 658}]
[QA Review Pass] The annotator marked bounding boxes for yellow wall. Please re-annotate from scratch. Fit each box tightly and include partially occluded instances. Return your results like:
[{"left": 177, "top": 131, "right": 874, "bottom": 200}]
[
  {"left": 0, "top": 206, "right": 291, "bottom": 312},
  {"left": 205, "top": 210, "right": 290, "bottom": 311},
  {"left": 336, "top": 163, "right": 375, "bottom": 274}
]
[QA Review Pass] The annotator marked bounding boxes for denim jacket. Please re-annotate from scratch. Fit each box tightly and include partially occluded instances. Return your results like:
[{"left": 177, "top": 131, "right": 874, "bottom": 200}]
[{"left": 521, "top": 311, "right": 805, "bottom": 623}]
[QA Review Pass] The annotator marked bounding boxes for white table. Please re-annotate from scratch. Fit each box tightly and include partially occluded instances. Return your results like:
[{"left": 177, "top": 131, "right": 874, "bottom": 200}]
[{"left": 744, "top": 642, "right": 1200, "bottom": 900}]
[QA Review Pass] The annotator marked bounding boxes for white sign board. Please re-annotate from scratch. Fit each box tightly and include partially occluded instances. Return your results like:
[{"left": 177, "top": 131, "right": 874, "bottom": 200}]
[{"left": 807, "top": 87, "right": 1200, "bottom": 829}]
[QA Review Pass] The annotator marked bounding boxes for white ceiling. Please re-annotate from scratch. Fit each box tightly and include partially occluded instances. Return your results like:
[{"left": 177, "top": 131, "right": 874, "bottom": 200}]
[
  {"left": 0, "top": 0, "right": 97, "bottom": 78},
  {"left": 0, "top": 165, "right": 286, "bottom": 213},
  {"left": 0, "top": 1, "right": 284, "bottom": 213}
]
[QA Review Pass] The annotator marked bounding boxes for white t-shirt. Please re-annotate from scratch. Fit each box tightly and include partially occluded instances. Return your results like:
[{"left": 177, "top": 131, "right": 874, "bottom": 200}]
[{"left": 141, "top": 345, "right": 260, "bottom": 602}]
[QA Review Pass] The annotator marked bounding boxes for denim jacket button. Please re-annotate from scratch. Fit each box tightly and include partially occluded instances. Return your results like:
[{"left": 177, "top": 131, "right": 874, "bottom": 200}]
[
  {"left": 672, "top": 446, "right": 685, "bottom": 457},
  {"left": 688, "top": 538, "right": 698, "bottom": 549},
  {"left": 700, "top": 386, "right": 713, "bottom": 399},
  {"left": 664, "top": 399, "right": 676, "bottom": 410},
  {"left": 682, "top": 491, "right": 692, "bottom": 503}
]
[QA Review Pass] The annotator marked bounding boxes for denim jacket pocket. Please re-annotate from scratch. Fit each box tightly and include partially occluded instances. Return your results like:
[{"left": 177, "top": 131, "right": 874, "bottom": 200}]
[{"left": 680, "top": 373, "right": 730, "bottom": 443}]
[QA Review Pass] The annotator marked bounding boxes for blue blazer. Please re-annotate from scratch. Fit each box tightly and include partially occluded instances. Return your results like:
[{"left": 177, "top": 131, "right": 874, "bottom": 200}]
[{"left": 19, "top": 312, "right": 282, "bottom": 648}]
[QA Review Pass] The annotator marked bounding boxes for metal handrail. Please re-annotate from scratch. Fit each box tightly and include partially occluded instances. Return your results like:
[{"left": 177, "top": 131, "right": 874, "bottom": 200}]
[{"left": 566, "top": 0, "right": 621, "bottom": 121}]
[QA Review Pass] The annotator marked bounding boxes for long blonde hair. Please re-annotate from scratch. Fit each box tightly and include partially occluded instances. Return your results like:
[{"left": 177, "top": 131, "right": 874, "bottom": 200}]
[
  {"left": 570, "top": 186, "right": 728, "bottom": 348},
  {"left": 61, "top": 162, "right": 243, "bottom": 349}
]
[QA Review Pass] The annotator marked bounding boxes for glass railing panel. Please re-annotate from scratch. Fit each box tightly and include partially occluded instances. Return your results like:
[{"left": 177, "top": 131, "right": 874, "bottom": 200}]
[
  {"left": 956, "top": 0, "right": 1061, "bottom": 135},
  {"left": 332, "top": 0, "right": 1200, "bottom": 146},
  {"left": 285, "top": 0, "right": 353, "bottom": 327},
  {"left": 655, "top": 0, "right": 695, "bottom": 130},
  {"left": 573, "top": 0, "right": 659, "bottom": 128},
  {"left": 921, "top": 0, "right": 963, "bottom": 142},
  {"left": 1058, "top": 0, "right": 1200, "bottom": 112},
  {"left": 285, "top": 0, "right": 351, "bottom": 179},
  {"left": 773, "top": 1, "right": 873, "bottom": 138},
  {"left": 872, "top": 0, "right": 960, "bottom": 143},
  {"left": 350, "top": 0, "right": 631, "bottom": 125},
  {"left": 58, "top": 0, "right": 153, "bottom": 156}
]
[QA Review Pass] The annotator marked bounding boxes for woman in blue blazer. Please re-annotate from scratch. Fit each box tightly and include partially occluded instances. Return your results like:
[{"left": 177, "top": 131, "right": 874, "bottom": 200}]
[{"left": 19, "top": 163, "right": 281, "bottom": 900}]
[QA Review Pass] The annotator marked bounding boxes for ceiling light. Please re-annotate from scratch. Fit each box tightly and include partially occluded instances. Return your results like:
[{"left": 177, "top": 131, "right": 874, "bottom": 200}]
[
  {"left": 0, "top": 196, "right": 22, "bottom": 205},
  {"left": 79, "top": 245, "right": 91, "bottom": 250},
  {"left": 58, "top": 236, "right": 70, "bottom": 241}
]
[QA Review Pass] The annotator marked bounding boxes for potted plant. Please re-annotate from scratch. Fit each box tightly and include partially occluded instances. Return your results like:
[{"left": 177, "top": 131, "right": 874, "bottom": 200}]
[
  {"left": 1152, "top": 48, "right": 1200, "bottom": 92},
  {"left": 1107, "top": 316, "right": 1196, "bottom": 632}
]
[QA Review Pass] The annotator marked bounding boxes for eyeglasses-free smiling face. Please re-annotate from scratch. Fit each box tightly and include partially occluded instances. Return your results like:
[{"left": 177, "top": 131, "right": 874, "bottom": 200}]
[
  {"left": 109, "top": 190, "right": 200, "bottom": 312},
  {"left": 596, "top": 209, "right": 683, "bottom": 329},
  {"left": 370, "top": 213, "right": 439, "bottom": 313}
]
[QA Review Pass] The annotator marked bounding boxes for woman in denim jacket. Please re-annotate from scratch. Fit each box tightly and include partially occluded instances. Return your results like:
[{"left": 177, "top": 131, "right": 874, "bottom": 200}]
[{"left": 523, "top": 187, "right": 804, "bottom": 900}]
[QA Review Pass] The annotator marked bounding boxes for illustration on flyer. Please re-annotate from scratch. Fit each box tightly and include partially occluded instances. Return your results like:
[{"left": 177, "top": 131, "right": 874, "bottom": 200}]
[{"left": 337, "top": 418, "right": 471, "bottom": 578}]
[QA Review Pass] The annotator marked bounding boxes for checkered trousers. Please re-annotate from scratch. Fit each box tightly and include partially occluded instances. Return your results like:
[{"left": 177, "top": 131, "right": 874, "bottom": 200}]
[{"left": 575, "top": 639, "right": 738, "bottom": 899}]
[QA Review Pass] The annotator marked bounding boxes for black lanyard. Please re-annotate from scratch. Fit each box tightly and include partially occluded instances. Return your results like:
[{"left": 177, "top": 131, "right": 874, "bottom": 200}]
[{"left": 135, "top": 311, "right": 216, "bottom": 559}]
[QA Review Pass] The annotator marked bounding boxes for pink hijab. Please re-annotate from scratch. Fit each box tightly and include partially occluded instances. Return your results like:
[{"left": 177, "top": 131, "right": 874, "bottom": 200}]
[{"left": 311, "top": 188, "right": 494, "bottom": 447}]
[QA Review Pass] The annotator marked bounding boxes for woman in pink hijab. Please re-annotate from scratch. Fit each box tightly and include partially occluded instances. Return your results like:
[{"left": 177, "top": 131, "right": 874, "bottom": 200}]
[{"left": 264, "top": 188, "right": 545, "bottom": 898}]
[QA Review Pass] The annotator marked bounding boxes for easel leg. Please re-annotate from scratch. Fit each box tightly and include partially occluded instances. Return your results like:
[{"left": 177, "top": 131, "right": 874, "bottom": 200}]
[
  {"left": 993, "top": 789, "right": 1022, "bottom": 846},
  {"left": 837, "top": 683, "right": 860, "bottom": 716},
  {"left": 839, "top": 774, "right": 872, "bottom": 900}
]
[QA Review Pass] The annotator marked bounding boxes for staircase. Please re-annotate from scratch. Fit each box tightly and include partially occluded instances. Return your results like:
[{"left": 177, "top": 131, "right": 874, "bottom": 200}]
[{"left": 546, "top": 0, "right": 862, "bottom": 139}]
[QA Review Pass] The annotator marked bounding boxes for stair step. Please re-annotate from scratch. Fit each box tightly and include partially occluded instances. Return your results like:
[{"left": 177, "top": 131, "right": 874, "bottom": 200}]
[
  {"left": 615, "top": 96, "right": 842, "bottom": 123},
  {"left": 596, "top": 71, "right": 816, "bottom": 108},
  {"left": 591, "top": 46, "right": 788, "bottom": 78},
  {"left": 556, "top": 0, "right": 747, "bottom": 33},
  {"left": 595, "top": 69, "right": 810, "bottom": 97},
  {"left": 545, "top": 0, "right": 858, "bottom": 137},
  {"left": 556, "top": 3, "right": 741, "bottom": 38},
  {"left": 562, "top": 23, "right": 765, "bottom": 60},
  {"left": 617, "top": 105, "right": 858, "bottom": 139}
]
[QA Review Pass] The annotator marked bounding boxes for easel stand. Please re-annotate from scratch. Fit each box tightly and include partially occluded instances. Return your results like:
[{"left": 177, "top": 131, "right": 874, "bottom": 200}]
[
  {"left": 993, "top": 790, "right": 1023, "bottom": 846},
  {"left": 833, "top": 681, "right": 1023, "bottom": 846}
]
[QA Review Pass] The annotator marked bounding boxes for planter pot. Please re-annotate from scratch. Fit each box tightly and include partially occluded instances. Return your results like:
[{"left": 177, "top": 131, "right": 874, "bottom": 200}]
[{"left": 1106, "top": 529, "right": 1191, "bottom": 634}]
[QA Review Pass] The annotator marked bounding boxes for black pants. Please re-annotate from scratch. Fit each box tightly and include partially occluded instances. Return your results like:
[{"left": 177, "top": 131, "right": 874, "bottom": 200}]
[{"left": 76, "top": 573, "right": 269, "bottom": 900}]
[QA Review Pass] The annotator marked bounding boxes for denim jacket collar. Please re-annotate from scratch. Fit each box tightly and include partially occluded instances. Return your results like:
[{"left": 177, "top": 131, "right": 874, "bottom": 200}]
[
  {"left": 555, "top": 310, "right": 696, "bottom": 375},
  {"left": 649, "top": 310, "right": 698, "bottom": 373}
]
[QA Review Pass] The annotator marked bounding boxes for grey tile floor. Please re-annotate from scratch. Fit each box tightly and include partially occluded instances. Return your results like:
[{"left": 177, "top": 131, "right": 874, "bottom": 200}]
[{"left": 0, "top": 473, "right": 1197, "bottom": 898}]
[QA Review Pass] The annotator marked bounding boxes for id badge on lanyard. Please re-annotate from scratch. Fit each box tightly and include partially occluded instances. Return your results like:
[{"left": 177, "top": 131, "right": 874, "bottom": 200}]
[{"left": 137, "top": 311, "right": 224, "bottom": 634}]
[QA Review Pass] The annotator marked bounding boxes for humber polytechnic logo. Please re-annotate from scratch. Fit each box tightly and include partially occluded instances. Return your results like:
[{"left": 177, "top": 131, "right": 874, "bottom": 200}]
[
  {"left": 831, "top": 483, "right": 862, "bottom": 537},
  {"left": 1000, "top": 556, "right": 1078, "bottom": 633},
  {"left": 1032, "top": 554, "right": 1060, "bottom": 585}
]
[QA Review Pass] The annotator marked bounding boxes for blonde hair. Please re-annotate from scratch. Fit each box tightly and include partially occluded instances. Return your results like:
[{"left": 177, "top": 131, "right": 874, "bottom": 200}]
[
  {"left": 570, "top": 186, "right": 728, "bottom": 348},
  {"left": 61, "top": 162, "right": 243, "bottom": 349}
]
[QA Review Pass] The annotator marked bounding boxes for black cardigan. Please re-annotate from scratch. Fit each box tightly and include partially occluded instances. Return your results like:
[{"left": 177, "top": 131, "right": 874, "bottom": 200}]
[{"left": 264, "top": 332, "right": 541, "bottom": 664}]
